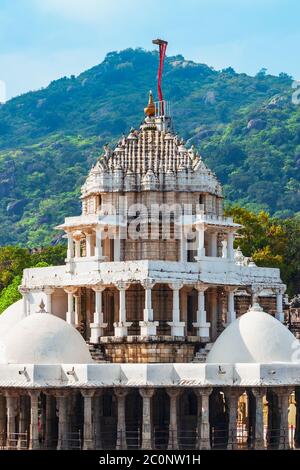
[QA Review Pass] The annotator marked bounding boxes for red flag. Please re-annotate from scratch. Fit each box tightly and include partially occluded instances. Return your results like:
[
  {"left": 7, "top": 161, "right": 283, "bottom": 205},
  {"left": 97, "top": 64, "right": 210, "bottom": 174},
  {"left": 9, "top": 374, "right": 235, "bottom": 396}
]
[{"left": 157, "top": 42, "right": 167, "bottom": 102}]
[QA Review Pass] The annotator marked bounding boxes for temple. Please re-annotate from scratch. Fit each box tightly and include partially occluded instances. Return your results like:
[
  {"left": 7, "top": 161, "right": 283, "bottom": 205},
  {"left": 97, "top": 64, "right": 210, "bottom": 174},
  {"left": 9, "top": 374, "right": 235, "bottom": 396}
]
[{"left": 0, "top": 51, "right": 299, "bottom": 451}]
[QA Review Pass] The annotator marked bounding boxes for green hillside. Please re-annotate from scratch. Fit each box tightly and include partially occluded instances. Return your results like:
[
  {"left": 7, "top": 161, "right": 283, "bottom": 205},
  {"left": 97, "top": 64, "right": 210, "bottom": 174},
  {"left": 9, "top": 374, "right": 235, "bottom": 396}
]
[{"left": 0, "top": 48, "right": 299, "bottom": 246}]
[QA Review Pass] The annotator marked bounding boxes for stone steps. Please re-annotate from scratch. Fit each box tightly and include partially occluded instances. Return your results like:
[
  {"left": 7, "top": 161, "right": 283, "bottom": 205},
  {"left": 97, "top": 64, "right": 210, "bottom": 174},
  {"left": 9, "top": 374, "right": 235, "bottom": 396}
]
[
  {"left": 191, "top": 343, "right": 214, "bottom": 363},
  {"left": 192, "top": 350, "right": 208, "bottom": 363},
  {"left": 87, "top": 343, "right": 109, "bottom": 363}
]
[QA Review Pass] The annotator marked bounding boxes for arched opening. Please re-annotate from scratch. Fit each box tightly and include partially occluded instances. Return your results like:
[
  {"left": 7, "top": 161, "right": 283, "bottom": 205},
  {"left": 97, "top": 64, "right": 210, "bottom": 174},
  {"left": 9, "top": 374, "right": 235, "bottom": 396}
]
[
  {"left": 152, "top": 389, "right": 170, "bottom": 449},
  {"left": 178, "top": 390, "right": 197, "bottom": 449},
  {"left": 125, "top": 390, "right": 142, "bottom": 449}
]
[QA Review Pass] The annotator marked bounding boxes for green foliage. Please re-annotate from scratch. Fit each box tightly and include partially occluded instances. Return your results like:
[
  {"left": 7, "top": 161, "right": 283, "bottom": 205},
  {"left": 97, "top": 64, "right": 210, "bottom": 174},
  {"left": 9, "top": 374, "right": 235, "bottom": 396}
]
[
  {"left": 0, "top": 275, "right": 22, "bottom": 313},
  {"left": 226, "top": 206, "right": 300, "bottom": 296},
  {"left": 0, "top": 49, "right": 297, "bottom": 245},
  {"left": 0, "top": 246, "right": 31, "bottom": 290},
  {"left": 0, "top": 244, "right": 66, "bottom": 312}
]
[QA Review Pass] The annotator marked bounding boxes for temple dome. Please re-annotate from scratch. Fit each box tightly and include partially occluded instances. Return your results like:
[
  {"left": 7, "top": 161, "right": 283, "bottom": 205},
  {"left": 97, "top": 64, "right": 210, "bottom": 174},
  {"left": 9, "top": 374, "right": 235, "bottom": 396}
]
[
  {"left": 0, "top": 313, "right": 93, "bottom": 365},
  {"left": 207, "top": 304, "right": 298, "bottom": 364}
]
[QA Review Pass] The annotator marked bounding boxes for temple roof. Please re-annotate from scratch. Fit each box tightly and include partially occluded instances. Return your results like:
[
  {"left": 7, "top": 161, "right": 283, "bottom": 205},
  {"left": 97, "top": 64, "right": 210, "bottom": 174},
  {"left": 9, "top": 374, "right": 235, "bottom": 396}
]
[{"left": 81, "top": 99, "right": 222, "bottom": 196}]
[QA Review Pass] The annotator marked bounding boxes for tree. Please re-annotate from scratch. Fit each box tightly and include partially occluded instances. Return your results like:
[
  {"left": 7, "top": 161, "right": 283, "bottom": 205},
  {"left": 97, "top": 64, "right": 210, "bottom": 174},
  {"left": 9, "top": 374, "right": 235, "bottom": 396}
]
[
  {"left": 0, "top": 275, "right": 22, "bottom": 313},
  {"left": 225, "top": 206, "right": 300, "bottom": 296}
]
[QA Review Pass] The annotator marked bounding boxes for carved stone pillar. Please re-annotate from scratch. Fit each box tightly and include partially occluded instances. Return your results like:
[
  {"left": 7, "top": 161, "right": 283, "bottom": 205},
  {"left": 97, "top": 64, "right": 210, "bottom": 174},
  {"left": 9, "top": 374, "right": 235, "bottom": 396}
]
[
  {"left": 5, "top": 392, "right": 19, "bottom": 449},
  {"left": 140, "top": 388, "right": 155, "bottom": 450},
  {"left": 180, "top": 225, "right": 187, "bottom": 262},
  {"left": 225, "top": 389, "right": 240, "bottom": 450},
  {"left": 90, "top": 286, "right": 107, "bottom": 343},
  {"left": 75, "top": 241, "right": 81, "bottom": 258},
  {"left": 210, "top": 288, "right": 218, "bottom": 341},
  {"left": 82, "top": 390, "right": 95, "bottom": 450},
  {"left": 67, "top": 231, "right": 74, "bottom": 259},
  {"left": 85, "top": 231, "right": 93, "bottom": 257},
  {"left": 74, "top": 289, "right": 82, "bottom": 327},
  {"left": 167, "top": 389, "right": 181, "bottom": 450},
  {"left": 225, "top": 286, "right": 236, "bottom": 325},
  {"left": 44, "top": 287, "right": 54, "bottom": 315},
  {"left": 210, "top": 232, "right": 218, "bottom": 257},
  {"left": 55, "top": 392, "right": 69, "bottom": 450},
  {"left": 95, "top": 226, "right": 105, "bottom": 260},
  {"left": 19, "top": 287, "right": 30, "bottom": 317},
  {"left": 195, "top": 223, "right": 206, "bottom": 260},
  {"left": 193, "top": 284, "right": 210, "bottom": 340},
  {"left": 0, "top": 395, "right": 6, "bottom": 441},
  {"left": 29, "top": 390, "right": 40, "bottom": 450},
  {"left": 115, "top": 388, "right": 128, "bottom": 450},
  {"left": 114, "top": 229, "right": 121, "bottom": 262},
  {"left": 252, "top": 388, "right": 266, "bottom": 450},
  {"left": 227, "top": 232, "right": 234, "bottom": 260},
  {"left": 64, "top": 287, "right": 77, "bottom": 325},
  {"left": 276, "top": 387, "right": 292, "bottom": 449},
  {"left": 275, "top": 287, "right": 286, "bottom": 323},
  {"left": 114, "top": 282, "right": 132, "bottom": 337},
  {"left": 195, "top": 388, "right": 212, "bottom": 450},
  {"left": 45, "top": 394, "right": 56, "bottom": 449},
  {"left": 139, "top": 280, "right": 158, "bottom": 336},
  {"left": 93, "top": 391, "right": 103, "bottom": 450},
  {"left": 168, "top": 282, "right": 185, "bottom": 336}
]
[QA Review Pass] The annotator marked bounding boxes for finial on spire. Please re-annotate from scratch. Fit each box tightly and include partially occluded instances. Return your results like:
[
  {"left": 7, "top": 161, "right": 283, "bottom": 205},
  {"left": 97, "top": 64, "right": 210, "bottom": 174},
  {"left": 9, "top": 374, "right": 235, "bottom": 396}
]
[{"left": 144, "top": 90, "right": 155, "bottom": 117}]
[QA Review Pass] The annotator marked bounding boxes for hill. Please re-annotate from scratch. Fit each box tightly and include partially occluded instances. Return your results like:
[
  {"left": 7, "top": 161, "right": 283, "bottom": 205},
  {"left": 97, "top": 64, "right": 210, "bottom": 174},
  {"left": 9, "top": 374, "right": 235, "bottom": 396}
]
[{"left": 0, "top": 48, "right": 299, "bottom": 246}]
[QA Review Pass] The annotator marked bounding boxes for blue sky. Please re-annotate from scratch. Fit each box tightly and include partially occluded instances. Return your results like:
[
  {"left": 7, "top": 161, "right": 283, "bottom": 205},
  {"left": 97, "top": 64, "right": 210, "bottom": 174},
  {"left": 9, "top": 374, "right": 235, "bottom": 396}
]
[{"left": 0, "top": 0, "right": 299, "bottom": 100}]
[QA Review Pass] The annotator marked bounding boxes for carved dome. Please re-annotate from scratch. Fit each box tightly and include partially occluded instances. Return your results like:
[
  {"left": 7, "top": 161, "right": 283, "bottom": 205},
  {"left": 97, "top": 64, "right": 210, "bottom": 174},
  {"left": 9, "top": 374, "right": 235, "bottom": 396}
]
[{"left": 81, "top": 110, "right": 221, "bottom": 196}]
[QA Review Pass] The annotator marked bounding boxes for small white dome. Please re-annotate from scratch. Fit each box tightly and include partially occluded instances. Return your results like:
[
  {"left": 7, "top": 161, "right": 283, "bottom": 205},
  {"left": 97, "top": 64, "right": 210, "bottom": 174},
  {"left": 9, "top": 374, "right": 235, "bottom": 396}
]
[
  {"left": 207, "top": 304, "right": 298, "bottom": 364},
  {"left": 0, "top": 300, "right": 25, "bottom": 339},
  {"left": 0, "top": 313, "right": 93, "bottom": 365}
]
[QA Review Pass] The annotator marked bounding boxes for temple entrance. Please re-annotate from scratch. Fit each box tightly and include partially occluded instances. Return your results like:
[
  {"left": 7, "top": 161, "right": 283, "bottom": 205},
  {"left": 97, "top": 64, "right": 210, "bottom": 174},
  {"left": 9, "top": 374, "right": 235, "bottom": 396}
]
[
  {"left": 125, "top": 390, "right": 142, "bottom": 449},
  {"left": 152, "top": 389, "right": 170, "bottom": 449}
]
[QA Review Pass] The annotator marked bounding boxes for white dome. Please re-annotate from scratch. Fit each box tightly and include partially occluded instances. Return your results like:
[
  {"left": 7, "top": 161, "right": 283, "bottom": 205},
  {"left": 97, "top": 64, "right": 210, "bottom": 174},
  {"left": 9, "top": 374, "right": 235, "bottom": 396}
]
[
  {"left": 0, "top": 313, "right": 93, "bottom": 365},
  {"left": 207, "top": 304, "right": 298, "bottom": 364},
  {"left": 0, "top": 300, "right": 25, "bottom": 339}
]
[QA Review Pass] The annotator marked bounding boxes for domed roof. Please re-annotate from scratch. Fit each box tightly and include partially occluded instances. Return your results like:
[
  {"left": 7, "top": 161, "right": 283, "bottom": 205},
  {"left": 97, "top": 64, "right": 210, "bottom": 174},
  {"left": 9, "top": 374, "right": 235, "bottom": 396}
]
[
  {"left": 80, "top": 104, "right": 222, "bottom": 197},
  {"left": 207, "top": 304, "right": 298, "bottom": 364},
  {"left": 0, "top": 299, "right": 25, "bottom": 339},
  {"left": 0, "top": 313, "right": 93, "bottom": 365}
]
